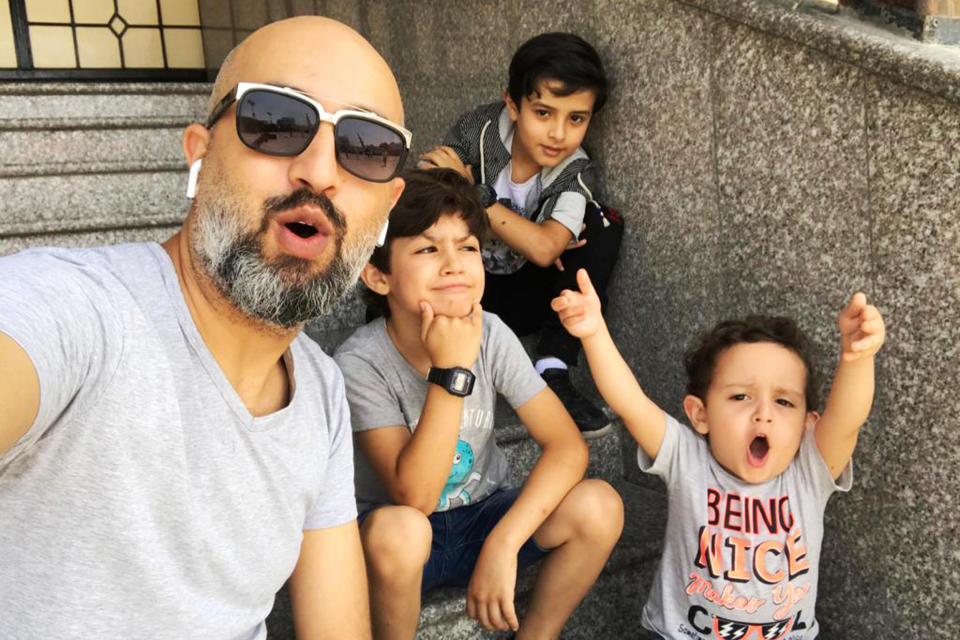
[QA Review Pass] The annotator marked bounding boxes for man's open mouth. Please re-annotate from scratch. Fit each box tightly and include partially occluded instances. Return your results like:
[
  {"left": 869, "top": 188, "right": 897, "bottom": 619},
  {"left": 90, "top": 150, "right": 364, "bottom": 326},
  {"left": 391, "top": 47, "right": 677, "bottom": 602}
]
[{"left": 286, "top": 221, "right": 319, "bottom": 239}]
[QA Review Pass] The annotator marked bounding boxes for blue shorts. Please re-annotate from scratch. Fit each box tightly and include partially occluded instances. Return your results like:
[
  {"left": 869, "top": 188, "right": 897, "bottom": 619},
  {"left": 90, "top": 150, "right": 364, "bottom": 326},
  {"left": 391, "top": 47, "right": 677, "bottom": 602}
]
[
  {"left": 422, "top": 487, "right": 550, "bottom": 593},
  {"left": 360, "top": 487, "right": 551, "bottom": 594}
]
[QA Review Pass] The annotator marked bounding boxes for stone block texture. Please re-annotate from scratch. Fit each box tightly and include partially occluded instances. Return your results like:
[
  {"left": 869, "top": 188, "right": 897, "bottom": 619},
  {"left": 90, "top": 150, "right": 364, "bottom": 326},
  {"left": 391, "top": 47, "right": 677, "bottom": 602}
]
[
  {"left": 3, "top": 1, "right": 960, "bottom": 638},
  {"left": 0, "top": 83, "right": 205, "bottom": 254},
  {"left": 365, "top": 1, "right": 960, "bottom": 637}
]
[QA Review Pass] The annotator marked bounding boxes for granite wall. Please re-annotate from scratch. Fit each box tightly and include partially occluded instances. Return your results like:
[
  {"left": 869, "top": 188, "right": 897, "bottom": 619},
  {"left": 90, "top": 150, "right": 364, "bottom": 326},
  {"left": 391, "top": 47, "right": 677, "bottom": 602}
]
[{"left": 353, "top": 0, "right": 957, "bottom": 637}]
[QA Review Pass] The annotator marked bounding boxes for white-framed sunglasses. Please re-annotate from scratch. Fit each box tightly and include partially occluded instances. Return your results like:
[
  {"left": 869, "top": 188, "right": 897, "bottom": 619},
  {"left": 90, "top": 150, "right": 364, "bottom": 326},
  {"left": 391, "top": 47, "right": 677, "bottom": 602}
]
[{"left": 206, "top": 82, "right": 412, "bottom": 183}]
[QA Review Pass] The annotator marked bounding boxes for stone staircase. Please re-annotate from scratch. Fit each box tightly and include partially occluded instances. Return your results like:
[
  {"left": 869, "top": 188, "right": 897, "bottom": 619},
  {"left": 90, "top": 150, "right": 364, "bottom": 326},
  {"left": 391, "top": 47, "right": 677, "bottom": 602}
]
[{"left": 0, "top": 82, "right": 207, "bottom": 256}]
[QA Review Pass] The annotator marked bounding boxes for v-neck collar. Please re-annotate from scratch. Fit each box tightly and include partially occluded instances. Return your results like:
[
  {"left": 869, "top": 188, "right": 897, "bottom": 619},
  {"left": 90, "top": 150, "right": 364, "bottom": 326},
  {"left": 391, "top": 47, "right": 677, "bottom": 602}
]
[{"left": 147, "top": 243, "right": 297, "bottom": 431}]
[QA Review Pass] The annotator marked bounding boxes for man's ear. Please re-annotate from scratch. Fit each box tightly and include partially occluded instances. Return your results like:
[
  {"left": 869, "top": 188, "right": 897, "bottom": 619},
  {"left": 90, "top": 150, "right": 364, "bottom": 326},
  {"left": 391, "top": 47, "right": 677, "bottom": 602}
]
[
  {"left": 388, "top": 177, "right": 405, "bottom": 210},
  {"left": 683, "top": 395, "right": 710, "bottom": 435},
  {"left": 360, "top": 263, "right": 391, "bottom": 296},
  {"left": 503, "top": 89, "right": 519, "bottom": 122},
  {"left": 183, "top": 122, "right": 210, "bottom": 166},
  {"left": 805, "top": 410, "right": 820, "bottom": 431}
]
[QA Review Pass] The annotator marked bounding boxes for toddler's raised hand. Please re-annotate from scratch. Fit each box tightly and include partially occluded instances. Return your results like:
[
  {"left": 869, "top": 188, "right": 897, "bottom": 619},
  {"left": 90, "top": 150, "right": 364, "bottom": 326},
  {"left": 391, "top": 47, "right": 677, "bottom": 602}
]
[
  {"left": 838, "top": 292, "right": 885, "bottom": 362},
  {"left": 420, "top": 300, "right": 483, "bottom": 369},
  {"left": 551, "top": 269, "right": 604, "bottom": 339}
]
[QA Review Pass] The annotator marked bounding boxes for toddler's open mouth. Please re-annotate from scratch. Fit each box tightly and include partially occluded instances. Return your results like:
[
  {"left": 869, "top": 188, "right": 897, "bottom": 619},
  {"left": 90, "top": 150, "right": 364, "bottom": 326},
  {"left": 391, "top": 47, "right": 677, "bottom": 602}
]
[{"left": 748, "top": 435, "right": 769, "bottom": 466}]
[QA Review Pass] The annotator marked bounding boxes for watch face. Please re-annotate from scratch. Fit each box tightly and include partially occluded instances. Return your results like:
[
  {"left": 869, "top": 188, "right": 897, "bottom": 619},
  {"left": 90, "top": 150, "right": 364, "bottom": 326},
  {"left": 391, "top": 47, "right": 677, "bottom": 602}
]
[
  {"left": 452, "top": 371, "right": 469, "bottom": 392},
  {"left": 475, "top": 183, "right": 495, "bottom": 207}
]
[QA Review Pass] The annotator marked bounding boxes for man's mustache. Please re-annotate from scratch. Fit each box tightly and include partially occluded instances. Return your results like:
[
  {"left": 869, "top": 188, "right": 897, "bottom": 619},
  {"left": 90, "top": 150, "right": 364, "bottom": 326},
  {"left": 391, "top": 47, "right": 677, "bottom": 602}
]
[{"left": 262, "top": 189, "right": 347, "bottom": 236}]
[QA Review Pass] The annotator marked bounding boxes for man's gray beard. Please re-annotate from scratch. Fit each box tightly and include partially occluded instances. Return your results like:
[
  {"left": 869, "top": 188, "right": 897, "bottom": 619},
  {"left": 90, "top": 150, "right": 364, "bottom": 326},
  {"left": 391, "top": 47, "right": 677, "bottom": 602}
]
[{"left": 190, "top": 198, "right": 375, "bottom": 329}]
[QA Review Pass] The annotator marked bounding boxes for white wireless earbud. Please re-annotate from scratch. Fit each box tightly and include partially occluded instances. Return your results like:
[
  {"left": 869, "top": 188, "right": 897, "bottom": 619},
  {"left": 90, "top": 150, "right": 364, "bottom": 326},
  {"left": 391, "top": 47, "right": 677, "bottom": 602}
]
[
  {"left": 186, "top": 159, "right": 203, "bottom": 199},
  {"left": 376, "top": 220, "right": 389, "bottom": 247}
]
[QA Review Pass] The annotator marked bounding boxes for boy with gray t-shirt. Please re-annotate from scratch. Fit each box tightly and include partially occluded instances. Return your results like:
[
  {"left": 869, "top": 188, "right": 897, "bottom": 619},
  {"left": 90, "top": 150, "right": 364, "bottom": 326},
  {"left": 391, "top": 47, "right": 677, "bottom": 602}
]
[
  {"left": 334, "top": 169, "right": 624, "bottom": 640},
  {"left": 554, "top": 270, "right": 885, "bottom": 639}
]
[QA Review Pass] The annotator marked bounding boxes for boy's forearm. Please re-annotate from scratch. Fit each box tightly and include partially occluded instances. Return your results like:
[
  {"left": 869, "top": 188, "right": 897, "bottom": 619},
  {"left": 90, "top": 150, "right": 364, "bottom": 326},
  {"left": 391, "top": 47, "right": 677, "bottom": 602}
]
[
  {"left": 393, "top": 386, "right": 465, "bottom": 512},
  {"left": 821, "top": 356, "right": 876, "bottom": 436},
  {"left": 486, "top": 437, "right": 588, "bottom": 549},
  {"left": 485, "top": 203, "right": 569, "bottom": 267},
  {"left": 580, "top": 325, "right": 666, "bottom": 456}
]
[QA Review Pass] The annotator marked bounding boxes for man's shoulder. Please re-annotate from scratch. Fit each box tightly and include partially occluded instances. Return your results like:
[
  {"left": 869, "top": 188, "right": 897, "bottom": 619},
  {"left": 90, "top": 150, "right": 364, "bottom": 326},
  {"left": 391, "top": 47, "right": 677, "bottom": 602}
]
[
  {"left": 292, "top": 332, "right": 340, "bottom": 372},
  {"left": 2, "top": 242, "right": 159, "bottom": 274},
  {"left": 0, "top": 242, "right": 165, "bottom": 307}
]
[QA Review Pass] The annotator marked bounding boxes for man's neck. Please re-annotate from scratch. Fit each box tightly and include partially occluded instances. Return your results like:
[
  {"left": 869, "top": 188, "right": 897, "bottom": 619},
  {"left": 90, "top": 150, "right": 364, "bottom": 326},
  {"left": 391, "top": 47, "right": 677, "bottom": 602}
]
[
  {"left": 162, "top": 230, "right": 296, "bottom": 417},
  {"left": 384, "top": 310, "right": 432, "bottom": 377}
]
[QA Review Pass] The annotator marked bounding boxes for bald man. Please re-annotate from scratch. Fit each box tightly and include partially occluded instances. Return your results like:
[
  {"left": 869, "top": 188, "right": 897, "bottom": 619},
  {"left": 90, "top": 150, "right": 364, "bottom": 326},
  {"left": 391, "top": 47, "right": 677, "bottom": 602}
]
[{"left": 0, "top": 17, "right": 407, "bottom": 640}]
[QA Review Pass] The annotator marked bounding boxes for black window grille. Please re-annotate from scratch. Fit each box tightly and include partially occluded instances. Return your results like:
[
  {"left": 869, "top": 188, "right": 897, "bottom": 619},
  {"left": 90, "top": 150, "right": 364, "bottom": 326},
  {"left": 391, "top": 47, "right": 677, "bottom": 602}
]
[{"left": 2, "top": 0, "right": 207, "bottom": 81}]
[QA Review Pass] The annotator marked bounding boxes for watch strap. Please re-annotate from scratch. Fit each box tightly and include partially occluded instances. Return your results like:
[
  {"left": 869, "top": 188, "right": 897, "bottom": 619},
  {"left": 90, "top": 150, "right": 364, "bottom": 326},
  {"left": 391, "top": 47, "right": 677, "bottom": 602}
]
[
  {"left": 426, "top": 366, "right": 476, "bottom": 397},
  {"left": 474, "top": 183, "right": 497, "bottom": 208}
]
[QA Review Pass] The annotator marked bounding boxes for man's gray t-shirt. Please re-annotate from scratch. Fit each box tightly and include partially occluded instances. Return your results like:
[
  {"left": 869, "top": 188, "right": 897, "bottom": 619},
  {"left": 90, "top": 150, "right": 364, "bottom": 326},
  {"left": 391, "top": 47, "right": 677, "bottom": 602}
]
[
  {"left": 638, "top": 415, "right": 852, "bottom": 640},
  {"left": 0, "top": 243, "right": 357, "bottom": 640},
  {"left": 334, "top": 312, "right": 545, "bottom": 513}
]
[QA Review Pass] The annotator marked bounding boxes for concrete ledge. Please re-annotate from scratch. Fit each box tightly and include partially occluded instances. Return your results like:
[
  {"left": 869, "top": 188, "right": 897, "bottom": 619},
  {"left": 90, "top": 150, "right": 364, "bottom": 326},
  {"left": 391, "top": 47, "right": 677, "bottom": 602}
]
[
  {"left": 0, "top": 82, "right": 211, "bottom": 95},
  {"left": 681, "top": 0, "right": 960, "bottom": 102},
  {"left": 0, "top": 160, "right": 185, "bottom": 179}
]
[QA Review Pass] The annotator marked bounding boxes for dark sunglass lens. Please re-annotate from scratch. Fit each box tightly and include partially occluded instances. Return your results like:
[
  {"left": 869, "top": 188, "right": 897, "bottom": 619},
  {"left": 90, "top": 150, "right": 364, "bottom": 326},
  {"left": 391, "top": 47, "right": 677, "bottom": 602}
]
[
  {"left": 236, "top": 90, "right": 318, "bottom": 156},
  {"left": 334, "top": 117, "right": 406, "bottom": 181}
]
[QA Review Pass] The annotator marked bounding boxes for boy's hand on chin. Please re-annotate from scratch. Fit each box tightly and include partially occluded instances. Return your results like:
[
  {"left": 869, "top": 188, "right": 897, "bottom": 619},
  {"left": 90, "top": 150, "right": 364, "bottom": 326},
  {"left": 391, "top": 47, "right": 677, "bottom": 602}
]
[
  {"left": 838, "top": 292, "right": 886, "bottom": 362},
  {"left": 552, "top": 268, "right": 604, "bottom": 339},
  {"left": 466, "top": 543, "right": 520, "bottom": 632},
  {"left": 419, "top": 300, "right": 483, "bottom": 369}
]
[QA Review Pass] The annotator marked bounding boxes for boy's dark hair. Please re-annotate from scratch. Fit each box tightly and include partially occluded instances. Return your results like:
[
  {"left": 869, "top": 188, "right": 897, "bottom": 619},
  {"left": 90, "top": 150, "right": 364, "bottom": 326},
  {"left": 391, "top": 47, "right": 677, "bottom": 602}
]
[
  {"left": 364, "top": 168, "right": 489, "bottom": 319},
  {"left": 684, "top": 315, "right": 821, "bottom": 411},
  {"left": 507, "top": 32, "right": 608, "bottom": 114}
]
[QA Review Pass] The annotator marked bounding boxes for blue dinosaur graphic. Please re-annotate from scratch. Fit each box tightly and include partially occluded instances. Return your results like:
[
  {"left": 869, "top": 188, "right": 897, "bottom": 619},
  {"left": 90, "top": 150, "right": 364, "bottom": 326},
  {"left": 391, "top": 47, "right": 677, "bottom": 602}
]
[{"left": 437, "top": 439, "right": 482, "bottom": 510}]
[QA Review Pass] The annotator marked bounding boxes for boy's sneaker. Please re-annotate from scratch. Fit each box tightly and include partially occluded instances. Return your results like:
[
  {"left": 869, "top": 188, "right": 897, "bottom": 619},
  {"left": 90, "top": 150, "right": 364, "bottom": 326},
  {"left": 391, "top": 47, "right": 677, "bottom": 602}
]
[{"left": 541, "top": 368, "right": 612, "bottom": 439}]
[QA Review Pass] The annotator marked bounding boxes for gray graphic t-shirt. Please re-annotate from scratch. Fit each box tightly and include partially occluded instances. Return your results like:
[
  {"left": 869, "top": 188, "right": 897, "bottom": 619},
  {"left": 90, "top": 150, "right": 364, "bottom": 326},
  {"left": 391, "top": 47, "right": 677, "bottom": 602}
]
[
  {"left": 335, "top": 312, "right": 545, "bottom": 513},
  {"left": 637, "top": 415, "right": 852, "bottom": 640}
]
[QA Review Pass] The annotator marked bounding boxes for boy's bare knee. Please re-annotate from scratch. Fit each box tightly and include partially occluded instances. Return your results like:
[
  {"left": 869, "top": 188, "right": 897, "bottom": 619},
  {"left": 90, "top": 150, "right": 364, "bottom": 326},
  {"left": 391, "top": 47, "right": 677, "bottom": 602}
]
[
  {"left": 361, "top": 506, "right": 433, "bottom": 573},
  {"left": 567, "top": 479, "right": 624, "bottom": 542}
]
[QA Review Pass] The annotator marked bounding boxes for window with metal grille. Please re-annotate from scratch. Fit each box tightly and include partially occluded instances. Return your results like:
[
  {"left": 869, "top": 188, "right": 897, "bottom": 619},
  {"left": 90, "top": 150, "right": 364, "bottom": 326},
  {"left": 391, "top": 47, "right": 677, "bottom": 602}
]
[{"left": 1, "top": 0, "right": 206, "bottom": 81}]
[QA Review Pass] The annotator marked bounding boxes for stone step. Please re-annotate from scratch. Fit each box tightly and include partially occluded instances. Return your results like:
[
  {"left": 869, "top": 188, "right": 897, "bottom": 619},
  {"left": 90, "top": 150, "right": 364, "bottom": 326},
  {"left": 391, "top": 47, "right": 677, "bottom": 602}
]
[
  {"left": 0, "top": 82, "right": 208, "bottom": 121},
  {"left": 0, "top": 170, "right": 189, "bottom": 236},
  {"left": 0, "top": 123, "right": 188, "bottom": 175},
  {"left": 0, "top": 83, "right": 205, "bottom": 236},
  {"left": 497, "top": 418, "right": 623, "bottom": 488}
]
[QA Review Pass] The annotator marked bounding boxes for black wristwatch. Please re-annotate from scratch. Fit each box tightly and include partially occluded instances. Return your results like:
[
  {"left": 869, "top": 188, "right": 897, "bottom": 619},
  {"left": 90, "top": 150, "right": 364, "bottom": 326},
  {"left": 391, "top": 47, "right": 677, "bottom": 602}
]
[
  {"left": 426, "top": 366, "right": 476, "bottom": 397},
  {"left": 474, "top": 183, "right": 497, "bottom": 208}
]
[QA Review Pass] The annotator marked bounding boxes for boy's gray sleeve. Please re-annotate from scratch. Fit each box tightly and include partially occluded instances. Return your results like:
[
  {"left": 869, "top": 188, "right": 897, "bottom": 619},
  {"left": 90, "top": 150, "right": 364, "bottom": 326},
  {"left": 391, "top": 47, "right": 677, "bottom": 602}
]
[
  {"left": 544, "top": 162, "right": 598, "bottom": 233},
  {"left": 548, "top": 192, "right": 588, "bottom": 235},
  {"left": 335, "top": 351, "right": 407, "bottom": 432},
  {"left": 796, "top": 426, "right": 853, "bottom": 504},
  {"left": 637, "top": 415, "right": 701, "bottom": 485},
  {"left": 485, "top": 313, "right": 546, "bottom": 409}
]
